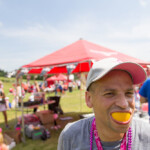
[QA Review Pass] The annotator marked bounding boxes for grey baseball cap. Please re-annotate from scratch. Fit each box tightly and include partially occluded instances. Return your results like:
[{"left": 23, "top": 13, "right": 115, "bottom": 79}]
[{"left": 86, "top": 58, "right": 147, "bottom": 90}]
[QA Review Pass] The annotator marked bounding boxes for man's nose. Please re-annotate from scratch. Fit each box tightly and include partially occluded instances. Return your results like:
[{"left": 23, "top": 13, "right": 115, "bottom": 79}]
[{"left": 115, "top": 94, "right": 129, "bottom": 109}]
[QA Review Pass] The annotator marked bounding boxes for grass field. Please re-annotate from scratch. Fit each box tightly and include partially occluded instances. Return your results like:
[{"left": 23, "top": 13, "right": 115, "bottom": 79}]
[{"left": 0, "top": 77, "right": 92, "bottom": 150}]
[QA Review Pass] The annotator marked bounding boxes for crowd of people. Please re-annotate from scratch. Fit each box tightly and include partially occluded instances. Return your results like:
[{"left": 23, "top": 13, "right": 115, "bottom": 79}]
[{"left": 0, "top": 77, "right": 82, "bottom": 130}]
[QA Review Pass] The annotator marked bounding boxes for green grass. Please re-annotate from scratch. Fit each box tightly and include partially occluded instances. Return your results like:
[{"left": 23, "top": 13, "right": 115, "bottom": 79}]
[{"left": 0, "top": 77, "right": 92, "bottom": 150}]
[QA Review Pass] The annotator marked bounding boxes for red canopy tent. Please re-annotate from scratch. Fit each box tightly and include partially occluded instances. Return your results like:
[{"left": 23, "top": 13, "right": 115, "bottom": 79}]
[
  {"left": 47, "top": 76, "right": 57, "bottom": 81},
  {"left": 28, "top": 68, "right": 43, "bottom": 74},
  {"left": 47, "top": 74, "right": 67, "bottom": 81},
  {"left": 22, "top": 39, "right": 150, "bottom": 69},
  {"left": 46, "top": 74, "right": 67, "bottom": 86},
  {"left": 47, "top": 66, "right": 68, "bottom": 74},
  {"left": 72, "top": 62, "right": 93, "bottom": 73}
]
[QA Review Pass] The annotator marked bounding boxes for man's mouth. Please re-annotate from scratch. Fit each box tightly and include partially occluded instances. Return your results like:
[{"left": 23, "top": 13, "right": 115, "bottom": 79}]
[{"left": 111, "top": 112, "right": 131, "bottom": 124}]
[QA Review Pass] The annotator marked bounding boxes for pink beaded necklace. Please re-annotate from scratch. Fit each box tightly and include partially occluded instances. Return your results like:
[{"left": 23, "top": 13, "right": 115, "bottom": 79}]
[{"left": 90, "top": 118, "right": 132, "bottom": 150}]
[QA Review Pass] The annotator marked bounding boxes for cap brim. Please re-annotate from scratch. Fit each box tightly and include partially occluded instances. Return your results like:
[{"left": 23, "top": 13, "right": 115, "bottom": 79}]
[
  {"left": 92, "top": 62, "right": 147, "bottom": 85},
  {"left": 113, "top": 62, "right": 147, "bottom": 85}
]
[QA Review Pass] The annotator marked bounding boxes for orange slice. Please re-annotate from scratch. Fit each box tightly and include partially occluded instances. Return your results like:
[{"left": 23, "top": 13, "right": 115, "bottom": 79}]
[{"left": 111, "top": 112, "right": 131, "bottom": 122}]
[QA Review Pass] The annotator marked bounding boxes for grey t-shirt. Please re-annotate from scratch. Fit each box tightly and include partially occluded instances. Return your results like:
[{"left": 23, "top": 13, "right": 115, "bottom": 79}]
[{"left": 58, "top": 116, "right": 150, "bottom": 150}]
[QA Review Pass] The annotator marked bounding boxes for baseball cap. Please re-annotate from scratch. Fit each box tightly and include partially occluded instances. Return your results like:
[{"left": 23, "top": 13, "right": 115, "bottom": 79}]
[{"left": 86, "top": 58, "right": 147, "bottom": 90}]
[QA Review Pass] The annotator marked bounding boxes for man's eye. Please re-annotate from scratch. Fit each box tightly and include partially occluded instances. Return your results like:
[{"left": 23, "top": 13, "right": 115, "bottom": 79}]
[
  {"left": 126, "top": 92, "right": 134, "bottom": 97},
  {"left": 104, "top": 92, "right": 114, "bottom": 96}
]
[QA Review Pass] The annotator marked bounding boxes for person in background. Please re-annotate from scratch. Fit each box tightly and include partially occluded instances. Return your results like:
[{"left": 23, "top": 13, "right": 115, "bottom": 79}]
[
  {"left": 134, "top": 86, "right": 141, "bottom": 112},
  {"left": 57, "top": 81, "right": 63, "bottom": 94},
  {"left": 0, "top": 81, "right": 9, "bottom": 128},
  {"left": 54, "top": 81, "right": 59, "bottom": 96},
  {"left": 76, "top": 79, "right": 81, "bottom": 90},
  {"left": 58, "top": 58, "right": 150, "bottom": 150},
  {"left": 5, "top": 97, "right": 10, "bottom": 110},
  {"left": 16, "top": 81, "right": 22, "bottom": 106},
  {"left": 41, "top": 78, "right": 48, "bottom": 92},
  {"left": 33, "top": 81, "right": 40, "bottom": 93},
  {"left": 68, "top": 81, "right": 73, "bottom": 92},
  {"left": 16, "top": 81, "right": 25, "bottom": 107},
  {"left": 32, "top": 81, "right": 40, "bottom": 113},
  {"left": 139, "top": 77, "right": 150, "bottom": 120}
]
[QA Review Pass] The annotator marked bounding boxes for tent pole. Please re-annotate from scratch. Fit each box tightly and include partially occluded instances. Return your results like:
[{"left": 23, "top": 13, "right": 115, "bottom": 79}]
[
  {"left": 43, "top": 75, "right": 46, "bottom": 109},
  {"left": 80, "top": 74, "right": 82, "bottom": 112},
  {"left": 89, "top": 60, "right": 92, "bottom": 69},
  {"left": 79, "top": 63, "right": 82, "bottom": 112},
  {"left": 15, "top": 77, "right": 18, "bottom": 124},
  {"left": 20, "top": 77, "right": 26, "bottom": 143}
]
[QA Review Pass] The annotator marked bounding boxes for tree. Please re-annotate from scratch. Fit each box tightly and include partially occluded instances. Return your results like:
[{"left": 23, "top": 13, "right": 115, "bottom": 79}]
[{"left": 0, "top": 69, "right": 7, "bottom": 77}]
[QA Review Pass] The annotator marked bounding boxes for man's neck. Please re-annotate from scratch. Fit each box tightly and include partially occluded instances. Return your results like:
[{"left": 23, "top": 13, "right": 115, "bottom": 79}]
[
  {"left": 95, "top": 121, "right": 125, "bottom": 142},
  {"left": 98, "top": 130, "right": 125, "bottom": 142}
]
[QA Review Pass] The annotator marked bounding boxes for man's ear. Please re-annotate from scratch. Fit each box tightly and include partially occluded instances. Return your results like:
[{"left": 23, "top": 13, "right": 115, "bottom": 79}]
[{"left": 85, "top": 91, "right": 93, "bottom": 108}]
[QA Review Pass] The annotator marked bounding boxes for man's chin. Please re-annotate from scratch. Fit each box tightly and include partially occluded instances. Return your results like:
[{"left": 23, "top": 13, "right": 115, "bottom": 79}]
[
  {"left": 110, "top": 118, "right": 132, "bottom": 133},
  {"left": 114, "top": 126, "right": 130, "bottom": 133},
  {"left": 110, "top": 121, "right": 131, "bottom": 133}
]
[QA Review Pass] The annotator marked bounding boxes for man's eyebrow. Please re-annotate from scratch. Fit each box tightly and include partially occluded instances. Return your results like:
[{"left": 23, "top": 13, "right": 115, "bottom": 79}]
[
  {"left": 126, "top": 88, "right": 134, "bottom": 91},
  {"left": 102, "top": 88, "right": 134, "bottom": 92},
  {"left": 102, "top": 89, "right": 116, "bottom": 92}
]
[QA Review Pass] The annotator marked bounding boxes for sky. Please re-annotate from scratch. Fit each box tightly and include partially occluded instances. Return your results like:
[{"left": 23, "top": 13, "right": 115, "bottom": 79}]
[{"left": 0, "top": 0, "right": 150, "bottom": 72}]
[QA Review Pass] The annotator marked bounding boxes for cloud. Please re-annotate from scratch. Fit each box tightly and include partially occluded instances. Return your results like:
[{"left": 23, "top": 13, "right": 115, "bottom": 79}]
[
  {"left": 139, "top": 0, "right": 149, "bottom": 7},
  {"left": 132, "top": 23, "right": 150, "bottom": 38},
  {"left": 0, "top": 18, "right": 97, "bottom": 46},
  {"left": 0, "top": 15, "right": 149, "bottom": 42},
  {"left": 2, "top": 18, "right": 149, "bottom": 44},
  {"left": 106, "top": 21, "right": 150, "bottom": 40}
]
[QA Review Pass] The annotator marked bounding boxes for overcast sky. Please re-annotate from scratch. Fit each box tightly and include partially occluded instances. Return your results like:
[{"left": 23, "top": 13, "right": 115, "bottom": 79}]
[{"left": 0, "top": 0, "right": 150, "bottom": 72}]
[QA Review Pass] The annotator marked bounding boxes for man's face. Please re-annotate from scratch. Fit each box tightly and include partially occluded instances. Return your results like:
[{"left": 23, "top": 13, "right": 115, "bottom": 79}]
[{"left": 86, "top": 70, "right": 135, "bottom": 134}]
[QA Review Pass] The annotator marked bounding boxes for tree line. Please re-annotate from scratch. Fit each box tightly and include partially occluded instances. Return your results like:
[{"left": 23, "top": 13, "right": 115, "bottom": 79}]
[{"left": 0, "top": 69, "right": 7, "bottom": 77}]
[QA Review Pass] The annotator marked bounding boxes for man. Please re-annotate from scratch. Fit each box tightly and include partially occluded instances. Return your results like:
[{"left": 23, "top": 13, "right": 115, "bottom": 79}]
[
  {"left": 139, "top": 78, "right": 150, "bottom": 117},
  {"left": 0, "top": 81, "right": 9, "bottom": 128},
  {"left": 58, "top": 58, "right": 150, "bottom": 150}
]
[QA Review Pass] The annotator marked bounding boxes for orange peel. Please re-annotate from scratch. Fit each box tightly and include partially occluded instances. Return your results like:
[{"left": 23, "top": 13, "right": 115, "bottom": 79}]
[{"left": 111, "top": 112, "right": 131, "bottom": 122}]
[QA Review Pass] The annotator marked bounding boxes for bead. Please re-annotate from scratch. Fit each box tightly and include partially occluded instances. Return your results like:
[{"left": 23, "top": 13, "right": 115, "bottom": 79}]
[{"left": 90, "top": 118, "right": 132, "bottom": 150}]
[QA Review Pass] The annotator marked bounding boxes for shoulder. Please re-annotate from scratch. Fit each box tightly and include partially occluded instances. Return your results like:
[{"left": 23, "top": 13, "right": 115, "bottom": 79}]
[
  {"left": 143, "top": 78, "right": 150, "bottom": 85},
  {"left": 132, "top": 118, "right": 150, "bottom": 141},
  {"left": 131, "top": 118, "right": 150, "bottom": 149},
  {"left": 62, "top": 116, "right": 94, "bottom": 138},
  {"left": 139, "top": 79, "right": 150, "bottom": 95},
  {"left": 58, "top": 116, "right": 94, "bottom": 150}
]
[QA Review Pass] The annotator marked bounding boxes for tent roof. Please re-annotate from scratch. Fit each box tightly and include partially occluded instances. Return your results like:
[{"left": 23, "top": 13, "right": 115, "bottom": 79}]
[{"left": 23, "top": 39, "right": 150, "bottom": 68}]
